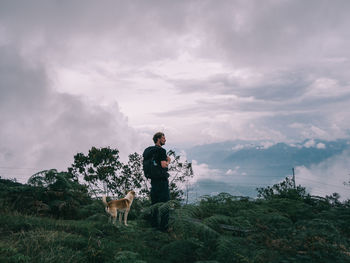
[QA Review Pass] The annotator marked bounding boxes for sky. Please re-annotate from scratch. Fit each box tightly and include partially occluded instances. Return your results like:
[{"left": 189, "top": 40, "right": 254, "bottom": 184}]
[{"left": 1, "top": 0, "right": 350, "bottom": 195}]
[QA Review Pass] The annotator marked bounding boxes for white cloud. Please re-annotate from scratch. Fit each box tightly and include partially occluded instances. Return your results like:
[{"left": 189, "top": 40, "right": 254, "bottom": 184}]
[
  {"left": 296, "top": 150, "right": 350, "bottom": 200},
  {"left": 225, "top": 166, "right": 244, "bottom": 176},
  {"left": 316, "top": 143, "right": 326, "bottom": 149},
  {"left": 305, "top": 78, "right": 350, "bottom": 98},
  {"left": 261, "top": 141, "right": 275, "bottom": 149},
  {"left": 232, "top": 145, "right": 246, "bottom": 151},
  {"left": 303, "top": 140, "right": 326, "bottom": 149},
  {"left": 226, "top": 169, "right": 237, "bottom": 176},
  {"left": 304, "top": 139, "right": 316, "bottom": 148},
  {"left": 189, "top": 160, "right": 222, "bottom": 184}
]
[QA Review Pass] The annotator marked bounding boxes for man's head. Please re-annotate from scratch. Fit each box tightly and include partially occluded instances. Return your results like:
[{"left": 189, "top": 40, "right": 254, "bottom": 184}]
[{"left": 153, "top": 132, "right": 166, "bottom": 146}]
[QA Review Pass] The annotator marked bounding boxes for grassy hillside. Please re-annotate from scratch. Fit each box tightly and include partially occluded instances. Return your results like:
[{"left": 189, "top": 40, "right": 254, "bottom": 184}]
[
  {"left": 1, "top": 178, "right": 350, "bottom": 263},
  {"left": 0, "top": 212, "right": 169, "bottom": 263}
]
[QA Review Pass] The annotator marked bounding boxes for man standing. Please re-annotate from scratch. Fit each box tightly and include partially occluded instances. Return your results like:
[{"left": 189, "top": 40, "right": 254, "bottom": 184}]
[{"left": 142, "top": 132, "right": 171, "bottom": 231}]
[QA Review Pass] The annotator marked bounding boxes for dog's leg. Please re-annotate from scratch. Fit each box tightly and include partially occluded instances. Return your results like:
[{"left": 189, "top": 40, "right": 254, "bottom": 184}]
[
  {"left": 109, "top": 208, "right": 116, "bottom": 225},
  {"left": 124, "top": 209, "right": 129, "bottom": 226},
  {"left": 113, "top": 209, "right": 118, "bottom": 225},
  {"left": 106, "top": 207, "right": 111, "bottom": 223},
  {"left": 119, "top": 211, "right": 123, "bottom": 224}
]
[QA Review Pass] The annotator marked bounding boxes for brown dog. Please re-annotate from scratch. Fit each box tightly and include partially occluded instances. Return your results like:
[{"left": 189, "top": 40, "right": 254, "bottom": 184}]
[{"left": 102, "top": 190, "right": 135, "bottom": 226}]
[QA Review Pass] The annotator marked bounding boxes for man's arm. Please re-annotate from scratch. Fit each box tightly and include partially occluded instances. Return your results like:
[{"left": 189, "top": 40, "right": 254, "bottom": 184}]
[{"left": 161, "top": 156, "right": 171, "bottom": 168}]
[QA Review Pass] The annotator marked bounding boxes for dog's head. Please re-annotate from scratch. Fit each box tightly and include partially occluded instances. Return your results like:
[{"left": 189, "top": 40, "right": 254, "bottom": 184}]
[{"left": 128, "top": 190, "right": 136, "bottom": 197}]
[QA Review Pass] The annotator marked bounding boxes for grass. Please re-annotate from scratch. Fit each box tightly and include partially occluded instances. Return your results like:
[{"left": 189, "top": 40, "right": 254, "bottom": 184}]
[
  {"left": 1, "top": 193, "right": 350, "bottom": 263},
  {"left": 0, "top": 212, "right": 172, "bottom": 263}
]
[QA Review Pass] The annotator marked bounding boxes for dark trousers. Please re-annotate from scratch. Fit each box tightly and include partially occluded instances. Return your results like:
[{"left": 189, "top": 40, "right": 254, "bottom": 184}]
[{"left": 150, "top": 179, "right": 170, "bottom": 230}]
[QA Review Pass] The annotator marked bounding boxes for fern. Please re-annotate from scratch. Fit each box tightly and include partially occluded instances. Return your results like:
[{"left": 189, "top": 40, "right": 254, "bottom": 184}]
[
  {"left": 176, "top": 203, "right": 204, "bottom": 219},
  {"left": 158, "top": 200, "right": 179, "bottom": 217},
  {"left": 160, "top": 239, "right": 202, "bottom": 263},
  {"left": 215, "top": 236, "right": 251, "bottom": 263},
  {"left": 203, "top": 214, "right": 252, "bottom": 234},
  {"left": 170, "top": 206, "right": 220, "bottom": 240}
]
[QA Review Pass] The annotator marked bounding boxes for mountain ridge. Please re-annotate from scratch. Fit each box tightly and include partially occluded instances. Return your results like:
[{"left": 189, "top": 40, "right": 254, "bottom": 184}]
[{"left": 182, "top": 139, "right": 350, "bottom": 198}]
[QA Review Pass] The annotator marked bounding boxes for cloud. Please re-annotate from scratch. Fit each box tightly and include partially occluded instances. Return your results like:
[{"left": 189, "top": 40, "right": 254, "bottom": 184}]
[
  {"left": 189, "top": 160, "right": 222, "bottom": 184},
  {"left": 0, "top": 44, "right": 140, "bottom": 182},
  {"left": 304, "top": 78, "right": 349, "bottom": 98},
  {"left": 303, "top": 140, "right": 326, "bottom": 149},
  {"left": 191, "top": 0, "right": 350, "bottom": 67},
  {"left": 225, "top": 166, "right": 243, "bottom": 176},
  {"left": 296, "top": 150, "right": 350, "bottom": 200},
  {"left": 1, "top": 0, "right": 350, "bottom": 181},
  {"left": 316, "top": 143, "right": 326, "bottom": 149},
  {"left": 0, "top": 0, "right": 193, "bottom": 65},
  {"left": 304, "top": 139, "right": 316, "bottom": 148}
]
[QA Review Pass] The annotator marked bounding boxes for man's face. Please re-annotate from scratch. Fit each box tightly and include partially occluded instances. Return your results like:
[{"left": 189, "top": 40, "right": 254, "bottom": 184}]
[{"left": 159, "top": 135, "right": 166, "bottom": 146}]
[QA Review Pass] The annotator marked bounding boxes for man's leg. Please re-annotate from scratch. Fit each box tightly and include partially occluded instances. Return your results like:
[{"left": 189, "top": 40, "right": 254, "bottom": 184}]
[
  {"left": 150, "top": 180, "right": 170, "bottom": 230},
  {"left": 158, "top": 180, "right": 170, "bottom": 231},
  {"left": 150, "top": 181, "right": 160, "bottom": 228}
]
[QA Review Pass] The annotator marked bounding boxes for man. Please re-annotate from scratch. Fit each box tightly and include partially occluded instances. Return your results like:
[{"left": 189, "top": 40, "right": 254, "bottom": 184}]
[{"left": 142, "top": 132, "right": 171, "bottom": 231}]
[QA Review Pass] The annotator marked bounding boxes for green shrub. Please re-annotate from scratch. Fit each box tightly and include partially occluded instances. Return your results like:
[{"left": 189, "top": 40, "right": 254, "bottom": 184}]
[{"left": 161, "top": 239, "right": 201, "bottom": 263}]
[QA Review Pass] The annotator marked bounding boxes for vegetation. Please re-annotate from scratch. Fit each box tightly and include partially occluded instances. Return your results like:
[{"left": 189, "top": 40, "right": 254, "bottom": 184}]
[
  {"left": 68, "top": 147, "right": 193, "bottom": 201},
  {"left": 0, "top": 146, "right": 349, "bottom": 262}
]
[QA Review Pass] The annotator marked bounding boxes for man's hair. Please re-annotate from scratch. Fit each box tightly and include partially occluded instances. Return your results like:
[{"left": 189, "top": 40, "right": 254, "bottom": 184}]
[{"left": 153, "top": 132, "right": 165, "bottom": 144}]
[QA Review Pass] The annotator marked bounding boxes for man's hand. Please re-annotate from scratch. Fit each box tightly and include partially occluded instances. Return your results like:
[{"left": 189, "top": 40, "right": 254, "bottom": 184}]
[{"left": 161, "top": 156, "right": 171, "bottom": 168}]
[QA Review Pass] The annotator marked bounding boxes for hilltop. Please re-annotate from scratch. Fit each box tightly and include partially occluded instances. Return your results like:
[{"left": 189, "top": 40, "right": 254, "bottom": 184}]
[{"left": 1, "top": 177, "right": 350, "bottom": 263}]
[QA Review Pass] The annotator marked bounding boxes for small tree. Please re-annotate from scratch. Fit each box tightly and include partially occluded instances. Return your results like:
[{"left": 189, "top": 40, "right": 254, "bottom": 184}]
[
  {"left": 121, "top": 152, "right": 150, "bottom": 199},
  {"left": 28, "top": 169, "right": 85, "bottom": 192},
  {"left": 27, "top": 169, "right": 90, "bottom": 219},
  {"left": 167, "top": 150, "right": 194, "bottom": 201},
  {"left": 68, "top": 147, "right": 122, "bottom": 198},
  {"left": 256, "top": 177, "right": 308, "bottom": 200},
  {"left": 28, "top": 169, "right": 61, "bottom": 187}
]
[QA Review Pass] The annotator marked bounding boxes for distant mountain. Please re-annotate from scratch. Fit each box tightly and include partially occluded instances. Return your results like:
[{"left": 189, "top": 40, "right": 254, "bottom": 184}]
[
  {"left": 183, "top": 139, "right": 350, "bottom": 199},
  {"left": 186, "top": 139, "right": 348, "bottom": 168}
]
